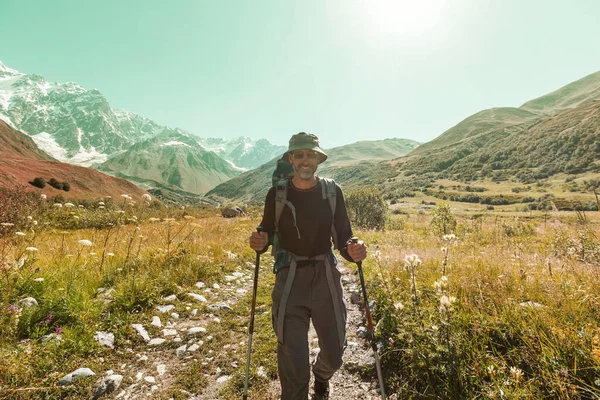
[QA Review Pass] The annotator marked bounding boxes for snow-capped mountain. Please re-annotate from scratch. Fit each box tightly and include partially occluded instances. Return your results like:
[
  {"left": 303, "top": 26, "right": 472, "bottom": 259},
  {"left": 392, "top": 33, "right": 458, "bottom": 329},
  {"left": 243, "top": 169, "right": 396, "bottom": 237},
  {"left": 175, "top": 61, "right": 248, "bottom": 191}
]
[
  {"left": 0, "top": 61, "right": 165, "bottom": 166},
  {"left": 99, "top": 130, "right": 242, "bottom": 195},
  {"left": 197, "top": 137, "right": 286, "bottom": 169},
  {"left": 0, "top": 60, "right": 286, "bottom": 194}
]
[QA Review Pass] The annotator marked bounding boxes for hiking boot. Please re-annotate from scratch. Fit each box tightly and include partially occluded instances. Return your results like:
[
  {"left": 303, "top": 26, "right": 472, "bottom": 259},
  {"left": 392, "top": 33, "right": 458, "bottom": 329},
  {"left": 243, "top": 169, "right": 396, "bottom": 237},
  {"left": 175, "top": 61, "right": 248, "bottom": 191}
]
[{"left": 312, "top": 379, "right": 330, "bottom": 400}]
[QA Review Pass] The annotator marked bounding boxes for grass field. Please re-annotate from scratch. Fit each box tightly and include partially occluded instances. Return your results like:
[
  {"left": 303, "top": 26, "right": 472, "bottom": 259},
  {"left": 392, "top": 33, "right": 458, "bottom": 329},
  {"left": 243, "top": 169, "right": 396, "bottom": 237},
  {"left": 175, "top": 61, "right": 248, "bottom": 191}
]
[{"left": 1, "top": 193, "right": 599, "bottom": 399}]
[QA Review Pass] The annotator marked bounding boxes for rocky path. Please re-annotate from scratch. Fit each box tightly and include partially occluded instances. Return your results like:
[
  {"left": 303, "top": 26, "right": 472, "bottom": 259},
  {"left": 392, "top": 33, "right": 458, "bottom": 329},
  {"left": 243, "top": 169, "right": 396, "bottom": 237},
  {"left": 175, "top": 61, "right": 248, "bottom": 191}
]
[{"left": 84, "top": 260, "right": 390, "bottom": 399}]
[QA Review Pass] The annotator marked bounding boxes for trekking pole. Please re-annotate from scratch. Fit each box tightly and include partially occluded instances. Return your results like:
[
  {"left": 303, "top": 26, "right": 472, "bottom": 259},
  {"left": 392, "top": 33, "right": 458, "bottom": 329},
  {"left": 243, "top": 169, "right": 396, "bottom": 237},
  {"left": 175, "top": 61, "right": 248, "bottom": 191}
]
[
  {"left": 243, "top": 226, "right": 264, "bottom": 400},
  {"left": 351, "top": 237, "right": 387, "bottom": 400}
]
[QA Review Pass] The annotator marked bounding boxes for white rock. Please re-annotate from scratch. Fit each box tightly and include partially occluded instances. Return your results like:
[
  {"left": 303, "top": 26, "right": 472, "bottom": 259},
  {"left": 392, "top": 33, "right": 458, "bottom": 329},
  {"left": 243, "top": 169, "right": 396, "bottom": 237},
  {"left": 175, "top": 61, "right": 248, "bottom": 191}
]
[
  {"left": 187, "top": 293, "right": 207, "bottom": 303},
  {"left": 176, "top": 344, "right": 187, "bottom": 356},
  {"left": 156, "top": 305, "right": 175, "bottom": 313},
  {"left": 17, "top": 297, "right": 38, "bottom": 308},
  {"left": 58, "top": 368, "right": 95, "bottom": 385},
  {"left": 171, "top": 312, "right": 180, "bottom": 319},
  {"left": 213, "top": 283, "right": 220, "bottom": 289},
  {"left": 236, "top": 289, "right": 248, "bottom": 295},
  {"left": 94, "top": 331, "right": 115, "bottom": 349},
  {"left": 191, "top": 309, "right": 198, "bottom": 317},
  {"left": 136, "top": 372, "right": 144, "bottom": 381},
  {"left": 132, "top": 324, "right": 150, "bottom": 342},
  {"left": 257, "top": 366, "right": 267, "bottom": 377},
  {"left": 163, "top": 329, "right": 178, "bottom": 336},
  {"left": 224, "top": 275, "right": 236, "bottom": 281},
  {"left": 105, "top": 370, "right": 114, "bottom": 375},
  {"left": 144, "top": 376, "right": 156, "bottom": 383},
  {"left": 138, "top": 355, "right": 148, "bottom": 362},
  {"left": 187, "top": 327, "right": 207, "bottom": 336},
  {"left": 188, "top": 343, "right": 200, "bottom": 352},
  {"left": 163, "top": 294, "right": 178, "bottom": 302},
  {"left": 195, "top": 281, "right": 205, "bottom": 288},
  {"left": 33, "top": 277, "right": 45, "bottom": 282},
  {"left": 157, "top": 364, "right": 166, "bottom": 376},
  {"left": 148, "top": 338, "right": 166, "bottom": 346},
  {"left": 151, "top": 316, "right": 162, "bottom": 327},
  {"left": 91, "top": 374, "right": 123, "bottom": 400},
  {"left": 216, "top": 375, "right": 230, "bottom": 384}
]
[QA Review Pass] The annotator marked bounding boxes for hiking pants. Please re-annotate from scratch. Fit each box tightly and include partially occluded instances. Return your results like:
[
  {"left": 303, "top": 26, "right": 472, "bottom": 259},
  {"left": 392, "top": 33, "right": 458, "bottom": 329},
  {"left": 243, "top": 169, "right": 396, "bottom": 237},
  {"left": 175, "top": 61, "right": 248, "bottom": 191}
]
[{"left": 271, "top": 255, "right": 347, "bottom": 400}]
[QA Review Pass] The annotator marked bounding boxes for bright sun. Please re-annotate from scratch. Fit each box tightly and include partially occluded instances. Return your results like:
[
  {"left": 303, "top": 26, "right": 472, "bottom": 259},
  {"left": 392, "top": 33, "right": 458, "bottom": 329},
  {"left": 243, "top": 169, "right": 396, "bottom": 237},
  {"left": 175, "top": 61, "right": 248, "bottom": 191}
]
[{"left": 361, "top": 0, "right": 448, "bottom": 42}]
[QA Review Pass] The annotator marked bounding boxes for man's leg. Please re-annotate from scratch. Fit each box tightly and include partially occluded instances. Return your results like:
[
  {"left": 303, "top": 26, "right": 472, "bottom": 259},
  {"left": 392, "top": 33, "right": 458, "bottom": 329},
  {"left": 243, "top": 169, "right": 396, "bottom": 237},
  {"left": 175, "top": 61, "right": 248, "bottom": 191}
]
[
  {"left": 272, "top": 266, "right": 313, "bottom": 400},
  {"left": 311, "top": 262, "right": 347, "bottom": 383}
]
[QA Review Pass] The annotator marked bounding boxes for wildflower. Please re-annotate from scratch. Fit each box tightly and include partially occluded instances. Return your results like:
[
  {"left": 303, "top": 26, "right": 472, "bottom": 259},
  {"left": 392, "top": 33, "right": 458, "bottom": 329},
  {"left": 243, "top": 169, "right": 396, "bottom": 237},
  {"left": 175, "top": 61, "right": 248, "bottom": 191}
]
[
  {"left": 27, "top": 216, "right": 33, "bottom": 220},
  {"left": 78, "top": 239, "right": 93, "bottom": 247},
  {"left": 106, "top": 253, "right": 115, "bottom": 257},
  {"left": 127, "top": 202, "right": 135, "bottom": 206},
  {"left": 148, "top": 217, "right": 160, "bottom": 222},
  {"left": 487, "top": 365, "right": 496, "bottom": 377},
  {"left": 98, "top": 201, "right": 105, "bottom": 206},
  {"left": 98, "top": 206, "right": 105, "bottom": 210},
  {"left": 439, "top": 295, "right": 456, "bottom": 310},
  {"left": 53, "top": 203, "right": 63, "bottom": 208},
  {"left": 394, "top": 302, "right": 404, "bottom": 310},
  {"left": 90, "top": 252, "right": 97, "bottom": 256},
  {"left": 404, "top": 254, "right": 422, "bottom": 266},
  {"left": 441, "top": 246, "right": 447, "bottom": 253},
  {"left": 56, "top": 327, "right": 62, "bottom": 335},
  {"left": 120, "top": 194, "right": 132, "bottom": 200},
  {"left": 1, "top": 222, "right": 15, "bottom": 227},
  {"left": 78, "top": 205, "right": 84, "bottom": 208},
  {"left": 33, "top": 220, "right": 38, "bottom": 225},
  {"left": 73, "top": 216, "right": 80, "bottom": 219},
  {"left": 117, "top": 210, "right": 125, "bottom": 214},
  {"left": 40, "top": 194, "right": 47, "bottom": 200},
  {"left": 184, "top": 215, "right": 195, "bottom": 220},
  {"left": 142, "top": 193, "right": 152, "bottom": 202},
  {"left": 510, "top": 366, "right": 523, "bottom": 382},
  {"left": 7, "top": 304, "right": 21, "bottom": 314},
  {"left": 226, "top": 250, "right": 237, "bottom": 259},
  {"left": 64, "top": 203, "right": 74, "bottom": 208},
  {"left": 442, "top": 234, "right": 457, "bottom": 241},
  {"left": 25, "top": 247, "right": 38, "bottom": 252},
  {"left": 105, "top": 196, "right": 112, "bottom": 199},
  {"left": 15, "top": 232, "right": 25, "bottom": 236}
]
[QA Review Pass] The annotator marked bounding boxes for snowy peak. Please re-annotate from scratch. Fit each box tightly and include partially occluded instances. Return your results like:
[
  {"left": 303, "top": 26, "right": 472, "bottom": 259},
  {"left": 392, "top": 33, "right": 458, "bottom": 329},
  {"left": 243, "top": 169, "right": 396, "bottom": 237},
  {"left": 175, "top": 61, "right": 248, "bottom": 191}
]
[
  {"left": 0, "top": 61, "right": 23, "bottom": 78},
  {"left": 197, "top": 136, "right": 286, "bottom": 169}
]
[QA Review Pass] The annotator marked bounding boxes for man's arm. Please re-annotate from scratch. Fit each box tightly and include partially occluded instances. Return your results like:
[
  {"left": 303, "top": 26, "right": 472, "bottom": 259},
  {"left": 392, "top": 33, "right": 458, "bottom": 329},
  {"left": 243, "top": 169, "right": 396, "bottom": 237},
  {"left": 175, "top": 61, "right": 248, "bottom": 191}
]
[{"left": 333, "top": 185, "right": 355, "bottom": 262}]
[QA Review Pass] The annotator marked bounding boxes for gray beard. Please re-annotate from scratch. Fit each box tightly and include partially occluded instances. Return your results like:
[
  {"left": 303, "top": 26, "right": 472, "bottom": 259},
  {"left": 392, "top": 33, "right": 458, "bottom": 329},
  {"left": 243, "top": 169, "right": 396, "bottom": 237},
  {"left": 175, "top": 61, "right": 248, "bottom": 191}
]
[{"left": 294, "top": 165, "right": 316, "bottom": 180}]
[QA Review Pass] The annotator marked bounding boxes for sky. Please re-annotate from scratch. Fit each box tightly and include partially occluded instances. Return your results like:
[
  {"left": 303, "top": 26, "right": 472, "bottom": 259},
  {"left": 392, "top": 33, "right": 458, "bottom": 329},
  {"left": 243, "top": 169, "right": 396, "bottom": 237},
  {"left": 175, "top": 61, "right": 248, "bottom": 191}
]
[{"left": 1, "top": 0, "right": 599, "bottom": 149}]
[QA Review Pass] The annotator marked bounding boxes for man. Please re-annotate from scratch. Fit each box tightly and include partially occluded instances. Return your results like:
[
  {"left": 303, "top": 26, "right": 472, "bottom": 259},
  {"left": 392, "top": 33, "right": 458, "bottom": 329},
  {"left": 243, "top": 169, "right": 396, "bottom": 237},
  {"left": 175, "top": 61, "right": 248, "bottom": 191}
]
[{"left": 249, "top": 132, "right": 367, "bottom": 400}]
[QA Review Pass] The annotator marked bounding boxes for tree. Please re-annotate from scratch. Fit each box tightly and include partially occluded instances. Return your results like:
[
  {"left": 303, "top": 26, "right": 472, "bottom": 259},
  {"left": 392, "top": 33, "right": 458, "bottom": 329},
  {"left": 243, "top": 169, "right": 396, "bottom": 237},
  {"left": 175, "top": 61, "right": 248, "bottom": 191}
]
[
  {"left": 430, "top": 203, "right": 457, "bottom": 236},
  {"left": 345, "top": 188, "right": 388, "bottom": 230},
  {"left": 29, "top": 177, "right": 46, "bottom": 188}
]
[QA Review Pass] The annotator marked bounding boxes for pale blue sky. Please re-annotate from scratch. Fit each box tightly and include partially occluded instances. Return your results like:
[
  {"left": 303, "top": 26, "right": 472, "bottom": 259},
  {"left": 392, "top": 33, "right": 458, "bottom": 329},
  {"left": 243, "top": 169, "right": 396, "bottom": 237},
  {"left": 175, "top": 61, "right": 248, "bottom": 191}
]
[{"left": 1, "top": 0, "right": 599, "bottom": 148}]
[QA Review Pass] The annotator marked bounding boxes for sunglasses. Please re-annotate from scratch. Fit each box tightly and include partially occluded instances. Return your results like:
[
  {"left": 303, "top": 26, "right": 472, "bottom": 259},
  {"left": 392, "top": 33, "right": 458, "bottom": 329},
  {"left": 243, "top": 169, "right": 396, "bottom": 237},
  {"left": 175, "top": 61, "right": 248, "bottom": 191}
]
[{"left": 292, "top": 151, "right": 319, "bottom": 160}]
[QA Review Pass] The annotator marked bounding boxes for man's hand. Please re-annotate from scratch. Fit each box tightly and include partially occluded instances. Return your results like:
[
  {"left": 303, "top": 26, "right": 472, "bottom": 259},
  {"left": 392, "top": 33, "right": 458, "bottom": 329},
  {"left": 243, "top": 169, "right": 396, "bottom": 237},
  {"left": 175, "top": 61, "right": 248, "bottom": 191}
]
[
  {"left": 249, "top": 230, "right": 268, "bottom": 252},
  {"left": 347, "top": 239, "right": 367, "bottom": 262}
]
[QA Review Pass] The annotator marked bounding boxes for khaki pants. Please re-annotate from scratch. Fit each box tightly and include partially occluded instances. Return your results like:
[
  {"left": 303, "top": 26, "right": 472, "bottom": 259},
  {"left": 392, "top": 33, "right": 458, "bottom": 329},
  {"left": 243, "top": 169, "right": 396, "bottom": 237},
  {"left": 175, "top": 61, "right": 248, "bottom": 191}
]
[{"left": 271, "top": 259, "right": 347, "bottom": 400}]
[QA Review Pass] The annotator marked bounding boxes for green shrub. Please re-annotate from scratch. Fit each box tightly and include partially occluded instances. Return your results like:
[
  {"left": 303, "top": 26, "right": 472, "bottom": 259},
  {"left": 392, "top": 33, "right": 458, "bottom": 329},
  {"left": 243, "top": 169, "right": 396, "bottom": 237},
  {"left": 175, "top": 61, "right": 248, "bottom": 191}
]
[
  {"left": 430, "top": 202, "right": 457, "bottom": 236},
  {"left": 345, "top": 188, "right": 388, "bottom": 230},
  {"left": 29, "top": 177, "right": 46, "bottom": 189},
  {"left": 48, "top": 178, "right": 64, "bottom": 190}
]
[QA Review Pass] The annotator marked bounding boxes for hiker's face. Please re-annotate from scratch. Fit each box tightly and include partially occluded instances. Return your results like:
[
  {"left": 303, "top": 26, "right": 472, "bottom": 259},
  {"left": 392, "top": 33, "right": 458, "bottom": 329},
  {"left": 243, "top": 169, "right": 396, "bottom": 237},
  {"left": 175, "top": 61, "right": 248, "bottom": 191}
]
[{"left": 289, "top": 150, "right": 318, "bottom": 180}]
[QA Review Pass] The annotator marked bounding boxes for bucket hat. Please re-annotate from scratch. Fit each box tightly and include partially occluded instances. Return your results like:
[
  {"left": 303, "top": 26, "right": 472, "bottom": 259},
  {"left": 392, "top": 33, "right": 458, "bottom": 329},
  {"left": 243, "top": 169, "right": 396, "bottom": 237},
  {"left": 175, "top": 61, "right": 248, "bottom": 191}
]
[{"left": 285, "top": 132, "right": 327, "bottom": 164}]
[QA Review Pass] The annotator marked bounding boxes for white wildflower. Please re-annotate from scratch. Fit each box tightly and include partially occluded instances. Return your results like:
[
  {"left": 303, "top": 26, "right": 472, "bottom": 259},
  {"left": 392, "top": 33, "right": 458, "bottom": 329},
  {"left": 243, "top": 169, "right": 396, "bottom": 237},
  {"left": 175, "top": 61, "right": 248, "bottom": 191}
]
[
  {"left": 53, "top": 203, "right": 63, "bottom": 208},
  {"left": 404, "top": 254, "right": 422, "bottom": 266},
  {"left": 510, "top": 366, "right": 523, "bottom": 382},
  {"left": 33, "top": 220, "right": 38, "bottom": 225},
  {"left": 78, "top": 239, "right": 93, "bottom": 247},
  {"left": 148, "top": 217, "right": 160, "bottom": 222},
  {"left": 394, "top": 302, "right": 404, "bottom": 310},
  {"left": 27, "top": 216, "right": 33, "bottom": 220},
  {"left": 98, "top": 202, "right": 105, "bottom": 206},
  {"left": 40, "top": 194, "right": 47, "bottom": 200},
  {"left": 107, "top": 253, "right": 115, "bottom": 257},
  {"left": 64, "top": 203, "right": 75, "bottom": 208},
  {"left": 98, "top": 206, "right": 105, "bottom": 210},
  {"left": 442, "top": 234, "right": 457, "bottom": 241},
  {"left": 78, "top": 205, "right": 84, "bottom": 208},
  {"left": 25, "top": 247, "right": 38, "bottom": 252},
  {"left": 15, "top": 232, "right": 25, "bottom": 236},
  {"left": 120, "top": 194, "right": 132, "bottom": 200},
  {"left": 441, "top": 246, "right": 447, "bottom": 253},
  {"left": 1, "top": 223, "right": 15, "bottom": 227},
  {"left": 142, "top": 193, "right": 152, "bottom": 202},
  {"left": 439, "top": 295, "right": 456, "bottom": 310}
]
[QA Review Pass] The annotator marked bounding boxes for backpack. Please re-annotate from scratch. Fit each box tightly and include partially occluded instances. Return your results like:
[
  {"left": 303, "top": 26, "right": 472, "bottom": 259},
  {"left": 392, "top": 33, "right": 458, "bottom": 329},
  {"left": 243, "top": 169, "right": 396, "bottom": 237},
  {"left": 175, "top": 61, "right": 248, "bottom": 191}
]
[{"left": 271, "top": 158, "right": 339, "bottom": 256}]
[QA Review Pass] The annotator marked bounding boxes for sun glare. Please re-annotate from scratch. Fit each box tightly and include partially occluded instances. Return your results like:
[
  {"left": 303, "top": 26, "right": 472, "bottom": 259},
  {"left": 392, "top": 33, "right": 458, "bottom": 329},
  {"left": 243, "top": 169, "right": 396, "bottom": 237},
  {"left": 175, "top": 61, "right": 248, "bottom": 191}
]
[{"left": 361, "top": 0, "right": 449, "bottom": 43}]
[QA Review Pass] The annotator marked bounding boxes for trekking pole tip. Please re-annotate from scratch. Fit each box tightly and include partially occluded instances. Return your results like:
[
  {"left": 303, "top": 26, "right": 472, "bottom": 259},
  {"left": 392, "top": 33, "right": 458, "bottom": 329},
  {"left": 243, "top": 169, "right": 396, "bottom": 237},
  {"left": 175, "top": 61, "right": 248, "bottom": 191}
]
[{"left": 256, "top": 225, "right": 264, "bottom": 233}]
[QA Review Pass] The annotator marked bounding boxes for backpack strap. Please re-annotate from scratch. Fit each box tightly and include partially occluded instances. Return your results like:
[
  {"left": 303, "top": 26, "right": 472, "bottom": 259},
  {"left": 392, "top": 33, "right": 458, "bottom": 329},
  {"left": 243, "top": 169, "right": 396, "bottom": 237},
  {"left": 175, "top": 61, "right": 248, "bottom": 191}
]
[
  {"left": 273, "top": 179, "right": 301, "bottom": 256},
  {"left": 319, "top": 177, "right": 339, "bottom": 249}
]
